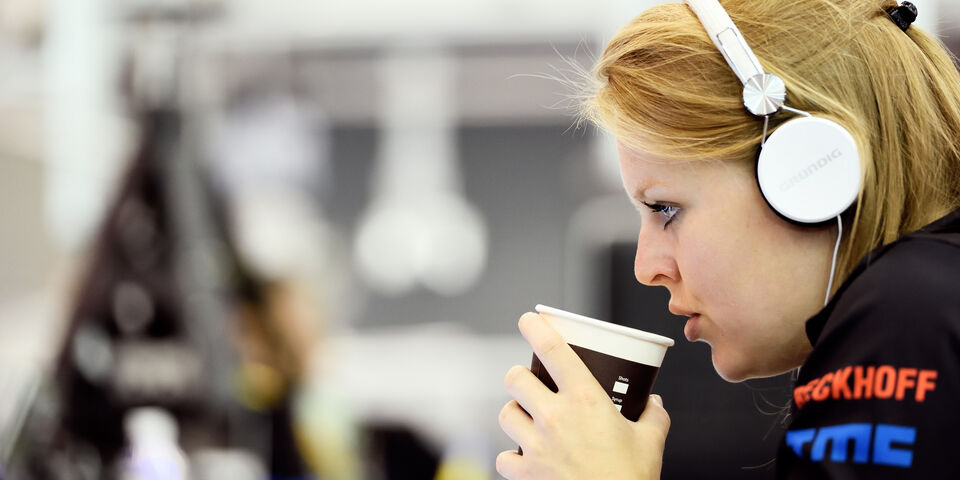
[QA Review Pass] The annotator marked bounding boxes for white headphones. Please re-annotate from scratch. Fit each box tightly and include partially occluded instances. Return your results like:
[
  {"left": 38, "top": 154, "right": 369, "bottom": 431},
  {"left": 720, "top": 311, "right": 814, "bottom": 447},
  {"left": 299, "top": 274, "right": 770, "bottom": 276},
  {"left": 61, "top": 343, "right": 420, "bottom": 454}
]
[{"left": 684, "top": 0, "right": 861, "bottom": 224}]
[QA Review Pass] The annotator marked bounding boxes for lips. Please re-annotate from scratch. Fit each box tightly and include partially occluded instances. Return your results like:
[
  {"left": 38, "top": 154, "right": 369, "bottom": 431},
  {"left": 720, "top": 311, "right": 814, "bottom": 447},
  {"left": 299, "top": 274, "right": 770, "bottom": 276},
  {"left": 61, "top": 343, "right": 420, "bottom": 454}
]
[
  {"left": 668, "top": 303, "right": 702, "bottom": 341},
  {"left": 684, "top": 314, "right": 701, "bottom": 342},
  {"left": 668, "top": 303, "right": 696, "bottom": 317}
]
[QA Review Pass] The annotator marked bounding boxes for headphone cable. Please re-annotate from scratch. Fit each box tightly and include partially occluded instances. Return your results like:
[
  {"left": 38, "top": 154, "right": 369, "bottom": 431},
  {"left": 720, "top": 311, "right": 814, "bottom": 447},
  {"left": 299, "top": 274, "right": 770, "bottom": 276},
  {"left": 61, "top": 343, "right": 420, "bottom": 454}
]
[{"left": 824, "top": 215, "right": 843, "bottom": 306}]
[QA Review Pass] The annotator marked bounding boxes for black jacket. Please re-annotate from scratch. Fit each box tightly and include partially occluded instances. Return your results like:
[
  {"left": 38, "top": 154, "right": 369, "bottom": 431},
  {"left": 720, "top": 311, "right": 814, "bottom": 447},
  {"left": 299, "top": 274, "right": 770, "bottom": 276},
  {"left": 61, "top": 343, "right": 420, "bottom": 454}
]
[{"left": 777, "top": 208, "right": 960, "bottom": 478}]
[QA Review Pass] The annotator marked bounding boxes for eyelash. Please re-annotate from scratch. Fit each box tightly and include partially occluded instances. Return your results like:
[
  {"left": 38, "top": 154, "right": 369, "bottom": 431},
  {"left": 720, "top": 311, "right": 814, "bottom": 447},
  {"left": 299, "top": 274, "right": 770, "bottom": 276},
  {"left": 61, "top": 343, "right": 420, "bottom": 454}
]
[{"left": 642, "top": 202, "right": 681, "bottom": 229}]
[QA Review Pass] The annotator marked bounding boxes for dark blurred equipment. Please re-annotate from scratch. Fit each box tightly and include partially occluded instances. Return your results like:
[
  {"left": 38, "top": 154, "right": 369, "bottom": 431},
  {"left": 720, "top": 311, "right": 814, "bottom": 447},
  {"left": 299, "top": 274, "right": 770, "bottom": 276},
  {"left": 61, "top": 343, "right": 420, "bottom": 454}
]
[
  {"left": 54, "top": 109, "right": 214, "bottom": 462},
  {"left": 606, "top": 242, "right": 792, "bottom": 480},
  {"left": 364, "top": 424, "right": 440, "bottom": 480},
  {"left": 5, "top": 19, "right": 311, "bottom": 477},
  {"left": 4, "top": 97, "right": 318, "bottom": 477},
  {"left": 0, "top": 0, "right": 327, "bottom": 475},
  {"left": 1, "top": 105, "right": 281, "bottom": 478}
]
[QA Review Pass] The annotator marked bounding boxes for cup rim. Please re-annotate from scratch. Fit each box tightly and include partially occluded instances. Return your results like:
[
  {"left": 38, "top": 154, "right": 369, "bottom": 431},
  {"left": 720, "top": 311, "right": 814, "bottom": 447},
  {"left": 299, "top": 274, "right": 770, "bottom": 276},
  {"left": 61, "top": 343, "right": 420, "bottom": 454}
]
[{"left": 535, "top": 304, "right": 675, "bottom": 348}]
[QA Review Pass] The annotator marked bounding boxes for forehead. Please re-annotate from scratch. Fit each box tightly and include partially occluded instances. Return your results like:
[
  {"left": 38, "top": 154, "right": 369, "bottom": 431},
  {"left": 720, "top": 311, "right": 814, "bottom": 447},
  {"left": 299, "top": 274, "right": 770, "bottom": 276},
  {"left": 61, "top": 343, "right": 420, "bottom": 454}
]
[{"left": 616, "top": 142, "right": 752, "bottom": 199}]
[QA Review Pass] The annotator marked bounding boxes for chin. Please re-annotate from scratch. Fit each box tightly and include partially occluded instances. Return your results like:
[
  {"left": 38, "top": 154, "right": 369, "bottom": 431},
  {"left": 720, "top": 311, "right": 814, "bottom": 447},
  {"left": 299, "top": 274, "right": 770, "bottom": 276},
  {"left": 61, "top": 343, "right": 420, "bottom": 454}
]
[
  {"left": 710, "top": 348, "right": 753, "bottom": 383},
  {"left": 711, "top": 346, "right": 798, "bottom": 382}
]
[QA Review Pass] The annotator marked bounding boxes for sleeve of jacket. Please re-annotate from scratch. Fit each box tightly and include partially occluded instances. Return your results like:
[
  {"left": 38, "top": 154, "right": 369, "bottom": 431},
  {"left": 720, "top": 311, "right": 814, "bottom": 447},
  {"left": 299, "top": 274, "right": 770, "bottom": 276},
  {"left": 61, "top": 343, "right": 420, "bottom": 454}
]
[{"left": 777, "top": 237, "right": 960, "bottom": 479}]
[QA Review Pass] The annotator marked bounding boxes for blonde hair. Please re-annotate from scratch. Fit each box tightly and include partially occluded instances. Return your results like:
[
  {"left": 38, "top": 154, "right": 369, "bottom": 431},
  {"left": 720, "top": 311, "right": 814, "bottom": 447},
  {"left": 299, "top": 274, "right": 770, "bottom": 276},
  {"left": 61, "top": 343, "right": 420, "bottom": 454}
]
[{"left": 583, "top": 0, "right": 960, "bottom": 285}]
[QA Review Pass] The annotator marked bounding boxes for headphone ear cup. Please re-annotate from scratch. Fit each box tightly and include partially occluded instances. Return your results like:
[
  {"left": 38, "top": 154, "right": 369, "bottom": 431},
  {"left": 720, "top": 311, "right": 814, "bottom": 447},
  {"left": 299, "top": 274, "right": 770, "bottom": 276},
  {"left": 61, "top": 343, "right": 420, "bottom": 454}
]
[{"left": 756, "top": 117, "right": 861, "bottom": 224}]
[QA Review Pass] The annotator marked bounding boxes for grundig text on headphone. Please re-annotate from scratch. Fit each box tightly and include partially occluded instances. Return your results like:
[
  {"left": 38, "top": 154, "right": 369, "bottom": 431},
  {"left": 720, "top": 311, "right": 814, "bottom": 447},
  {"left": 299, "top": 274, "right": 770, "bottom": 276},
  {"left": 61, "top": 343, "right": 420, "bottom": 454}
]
[{"left": 683, "top": 0, "right": 862, "bottom": 225}]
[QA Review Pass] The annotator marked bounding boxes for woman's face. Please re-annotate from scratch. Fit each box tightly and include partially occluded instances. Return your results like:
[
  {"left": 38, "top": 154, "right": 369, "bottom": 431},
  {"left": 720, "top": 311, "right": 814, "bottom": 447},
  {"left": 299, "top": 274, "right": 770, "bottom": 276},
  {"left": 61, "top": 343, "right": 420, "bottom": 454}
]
[{"left": 618, "top": 142, "right": 835, "bottom": 382}]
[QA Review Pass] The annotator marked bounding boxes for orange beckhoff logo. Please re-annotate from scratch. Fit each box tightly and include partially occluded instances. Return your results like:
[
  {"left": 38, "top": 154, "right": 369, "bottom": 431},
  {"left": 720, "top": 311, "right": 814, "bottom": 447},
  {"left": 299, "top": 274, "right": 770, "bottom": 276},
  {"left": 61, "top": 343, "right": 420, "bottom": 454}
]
[{"left": 793, "top": 365, "right": 938, "bottom": 409}]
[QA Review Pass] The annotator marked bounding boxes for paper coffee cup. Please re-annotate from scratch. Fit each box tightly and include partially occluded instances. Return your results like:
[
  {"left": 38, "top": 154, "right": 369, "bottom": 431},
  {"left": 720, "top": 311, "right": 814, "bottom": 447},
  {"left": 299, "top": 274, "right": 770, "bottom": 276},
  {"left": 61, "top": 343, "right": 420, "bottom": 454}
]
[{"left": 531, "top": 304, "right": 674, "bottom": 421}]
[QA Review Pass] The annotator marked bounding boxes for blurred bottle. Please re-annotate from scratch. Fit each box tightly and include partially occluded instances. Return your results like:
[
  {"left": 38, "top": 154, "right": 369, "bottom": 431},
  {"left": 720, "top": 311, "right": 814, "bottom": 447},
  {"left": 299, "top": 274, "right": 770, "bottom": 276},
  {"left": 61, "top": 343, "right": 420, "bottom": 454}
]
[
  {"left": 190, "top": 448, "right": 266, "bottom": 480},
  {"left": 433, "top": 434, "right": 492, "bottom": 480},
  {"left": 121, "top": 408, "right": 189, "bottom": 480},
  {"left": 294, "top": 385, "right": 361, "bottom": 480}
]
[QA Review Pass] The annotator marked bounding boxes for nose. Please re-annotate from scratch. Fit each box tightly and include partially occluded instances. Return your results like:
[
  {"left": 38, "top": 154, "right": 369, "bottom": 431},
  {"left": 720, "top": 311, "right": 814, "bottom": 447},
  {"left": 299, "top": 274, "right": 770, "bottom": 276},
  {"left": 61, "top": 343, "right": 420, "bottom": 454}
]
[{"left": 633, "top": 226, "right": 679, "bottom": 287}]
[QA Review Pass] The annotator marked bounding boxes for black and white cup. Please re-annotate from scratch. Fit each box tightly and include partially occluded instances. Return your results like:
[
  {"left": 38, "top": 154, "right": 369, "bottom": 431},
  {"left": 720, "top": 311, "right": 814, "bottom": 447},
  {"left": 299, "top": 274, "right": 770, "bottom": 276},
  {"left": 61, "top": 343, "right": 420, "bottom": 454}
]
[{"left": 530, "top": 304, "right": 675, "bottom": 421}]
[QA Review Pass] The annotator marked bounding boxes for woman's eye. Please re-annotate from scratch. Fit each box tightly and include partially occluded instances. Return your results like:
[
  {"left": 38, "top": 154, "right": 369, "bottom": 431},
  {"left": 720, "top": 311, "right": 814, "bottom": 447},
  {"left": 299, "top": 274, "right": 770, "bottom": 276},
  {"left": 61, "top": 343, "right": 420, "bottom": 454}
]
[{"left": 642, "top": 202, "right": 681, "bottom": 228}]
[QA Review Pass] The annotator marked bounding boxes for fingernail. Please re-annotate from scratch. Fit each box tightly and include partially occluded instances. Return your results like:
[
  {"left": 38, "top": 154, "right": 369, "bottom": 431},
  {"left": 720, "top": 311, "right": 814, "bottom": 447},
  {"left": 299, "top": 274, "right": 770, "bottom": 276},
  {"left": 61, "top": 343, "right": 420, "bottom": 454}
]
[{"left": 651, "top": 394, "right": 663, "bottom": 407}]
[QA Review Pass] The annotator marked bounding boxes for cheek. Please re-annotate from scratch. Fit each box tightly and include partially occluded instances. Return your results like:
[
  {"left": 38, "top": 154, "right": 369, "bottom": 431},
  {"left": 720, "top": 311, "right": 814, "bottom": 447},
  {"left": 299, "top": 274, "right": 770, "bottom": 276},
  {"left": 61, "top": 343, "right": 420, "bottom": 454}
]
[
  {"left": 675, "top": 203, "right": 798, "bottom": 362},
  {"left": 668, "top": 173, "right": 820, "bottom": 380},
  {"left": 679, "top": 187, "right": 801, "bottom": 314},
  {"left": 682, "top": 221, "right": 816, "bottom": 381},
  {"left": 675, "top": 213, "right": 759, "bottom": 313}
]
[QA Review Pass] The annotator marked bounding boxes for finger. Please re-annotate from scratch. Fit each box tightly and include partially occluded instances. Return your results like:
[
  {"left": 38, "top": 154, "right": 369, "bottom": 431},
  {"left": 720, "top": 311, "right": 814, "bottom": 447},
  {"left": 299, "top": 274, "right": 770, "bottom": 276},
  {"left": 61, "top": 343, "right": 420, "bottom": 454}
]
[
  {"left": 518, "top": 312, "right": 594, "bottom": 392},
  {"left": 496, "top": 450, "right": 524, "bottom": 479},
  {"left": 635, "top": 394, "right": 671, "bottom": 443},
  {"left": 503, "top": 365, "right": 554, "bottom": 420},
  {"left": 498, "top": 400, "right": 537, "bottom": 448}
]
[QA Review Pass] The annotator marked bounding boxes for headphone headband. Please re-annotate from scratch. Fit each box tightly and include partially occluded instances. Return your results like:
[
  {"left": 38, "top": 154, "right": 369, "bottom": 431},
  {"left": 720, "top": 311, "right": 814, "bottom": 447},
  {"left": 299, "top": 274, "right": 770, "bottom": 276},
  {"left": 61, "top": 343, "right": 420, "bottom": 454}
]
[
  {"left": 683, "top": 0, "right": 764, "bottom": 85},
  {"left": 684, "top": 0, "right": 785, "bottom": 116}
]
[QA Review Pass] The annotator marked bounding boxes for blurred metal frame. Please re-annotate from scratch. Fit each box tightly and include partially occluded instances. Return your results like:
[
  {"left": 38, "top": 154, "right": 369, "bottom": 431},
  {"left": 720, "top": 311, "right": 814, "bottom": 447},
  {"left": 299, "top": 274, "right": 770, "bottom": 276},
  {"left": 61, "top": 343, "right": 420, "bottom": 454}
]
[{"left": 562, "top": 192, "right": 641, "bottom": 317}]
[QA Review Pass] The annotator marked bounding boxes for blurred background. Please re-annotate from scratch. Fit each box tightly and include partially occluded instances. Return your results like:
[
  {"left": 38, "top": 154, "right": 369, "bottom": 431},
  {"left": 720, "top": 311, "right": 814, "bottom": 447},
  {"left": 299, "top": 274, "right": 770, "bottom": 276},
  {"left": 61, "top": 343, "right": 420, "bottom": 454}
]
[{"left": 0, "top": 0, "right": 956, "bottom": 479}]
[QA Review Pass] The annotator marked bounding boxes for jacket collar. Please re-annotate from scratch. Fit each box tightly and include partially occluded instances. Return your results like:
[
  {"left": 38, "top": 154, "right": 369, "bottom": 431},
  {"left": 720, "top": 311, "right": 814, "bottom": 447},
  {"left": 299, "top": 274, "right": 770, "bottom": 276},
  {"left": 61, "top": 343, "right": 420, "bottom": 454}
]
[{"left": 805, "top": 206, "right": 960, "bottom": 345}]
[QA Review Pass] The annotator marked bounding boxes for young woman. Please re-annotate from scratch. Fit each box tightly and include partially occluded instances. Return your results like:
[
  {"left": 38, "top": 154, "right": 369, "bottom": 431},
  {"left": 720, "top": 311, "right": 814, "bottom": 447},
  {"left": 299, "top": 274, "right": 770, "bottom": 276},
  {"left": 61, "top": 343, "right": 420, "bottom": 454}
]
[{"left": 497, "top": 0, "right": 960, "bottom": 478}]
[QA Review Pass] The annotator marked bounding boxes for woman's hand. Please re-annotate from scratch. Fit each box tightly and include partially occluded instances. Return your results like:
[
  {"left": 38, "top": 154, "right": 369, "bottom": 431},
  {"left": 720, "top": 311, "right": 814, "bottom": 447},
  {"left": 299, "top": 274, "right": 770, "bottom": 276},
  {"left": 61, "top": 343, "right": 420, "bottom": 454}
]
[{"left": 497, "top": 312, "right": 671, "bottom": 480}]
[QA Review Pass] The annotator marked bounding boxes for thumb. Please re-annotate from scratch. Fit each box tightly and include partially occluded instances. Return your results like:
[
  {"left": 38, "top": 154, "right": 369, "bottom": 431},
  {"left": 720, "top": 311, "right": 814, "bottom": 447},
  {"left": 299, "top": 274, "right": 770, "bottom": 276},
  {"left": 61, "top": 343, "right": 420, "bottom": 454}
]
[{"left": 636, "top": 394, "right": 671, "bottom": 441}]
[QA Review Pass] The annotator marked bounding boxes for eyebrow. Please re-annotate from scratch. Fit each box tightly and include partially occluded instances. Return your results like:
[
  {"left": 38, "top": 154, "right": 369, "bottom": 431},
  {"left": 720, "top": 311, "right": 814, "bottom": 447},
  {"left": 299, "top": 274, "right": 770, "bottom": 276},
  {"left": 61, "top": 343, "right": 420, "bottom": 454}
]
[{"left": 630, "top": 181, "right": 667, "bottom": 202}]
